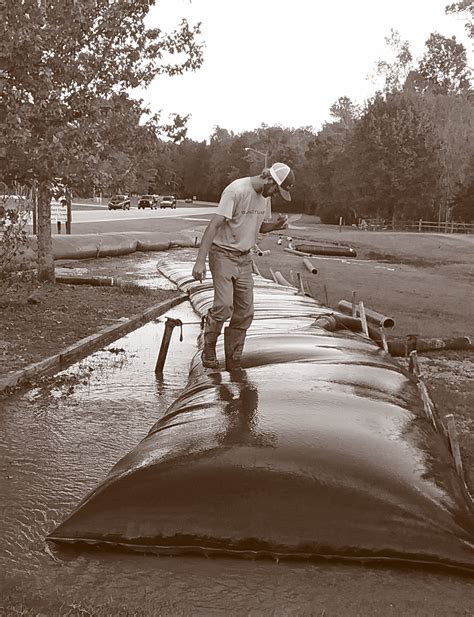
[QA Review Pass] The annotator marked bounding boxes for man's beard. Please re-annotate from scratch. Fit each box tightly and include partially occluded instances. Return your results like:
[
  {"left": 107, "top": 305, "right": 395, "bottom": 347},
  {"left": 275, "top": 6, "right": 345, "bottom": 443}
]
[{"left": 262, "top": 183, "right": 276, "bottom": 197}]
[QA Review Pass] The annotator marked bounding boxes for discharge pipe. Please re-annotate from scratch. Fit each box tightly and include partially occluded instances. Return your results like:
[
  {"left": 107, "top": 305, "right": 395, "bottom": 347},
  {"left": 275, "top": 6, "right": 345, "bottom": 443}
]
[
  {"left": 337, "top": 300, "right": 395, "bottom": 329},
  {"left": 303, "top": 258, "right": 318, "bottom": 274},
  {"left": 155, "top": 317, "right": 183, "bottom": 374}
]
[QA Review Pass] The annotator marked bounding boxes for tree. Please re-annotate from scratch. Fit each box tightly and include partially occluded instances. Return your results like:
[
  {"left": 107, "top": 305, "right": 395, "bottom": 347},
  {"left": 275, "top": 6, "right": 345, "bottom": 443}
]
[
  {"left": 1, "top": 0, "right": 203, "bottom": 280},
  {"left": 329, "top": 96, "right": 361, "bottom": 129},
  {"left": 422, "top": 93, "right": 474, "bottom": 223},
  {"left": 451, "top": 163, "right": 474, "bottom": 222},
  {"left": 206, "top": 127, "right": 236, "bottom": 200},
  {"left": 303, "top": 97, "right": 360, "bottom": 221},
  {"left": 414, "top": 33, "right": 472, "bottom": 95},
  {"left": 346, "top": 93, "right": 442, "bottom": 224},
  {"left": 446, "top": 1, "right": 474, "bottom": 38},
  {"left": 375, "top": 29, "right": 414, "bottom": 93}
]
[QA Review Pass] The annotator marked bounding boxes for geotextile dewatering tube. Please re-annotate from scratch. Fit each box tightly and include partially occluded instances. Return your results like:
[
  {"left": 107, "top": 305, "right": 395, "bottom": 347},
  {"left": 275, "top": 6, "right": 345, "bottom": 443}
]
[
  {"left": 296, "top": 243, "right": 357, "bottom": 257},
  {"left": 48, "top": 262, "right": 474, "bottom": 573}
]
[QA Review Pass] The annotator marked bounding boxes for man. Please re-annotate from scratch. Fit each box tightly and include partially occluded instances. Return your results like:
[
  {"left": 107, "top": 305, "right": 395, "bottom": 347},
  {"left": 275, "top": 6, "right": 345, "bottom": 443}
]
[{"left": 192, "top": 162, "right": 295, "bottom": 371}]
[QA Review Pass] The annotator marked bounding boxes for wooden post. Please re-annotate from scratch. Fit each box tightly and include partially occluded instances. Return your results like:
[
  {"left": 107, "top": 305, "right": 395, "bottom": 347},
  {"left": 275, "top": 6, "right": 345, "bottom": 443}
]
[
  {"left": 339, "top": 216, "right": 343, "bottom": 232},
  {"left": 358, "top": 301, "right": 369, "bottom": 336},
  {"left": 323, "top": 284, "right": 329, "bottom": 306},
  {"left": 405, "top": 334, "right": 418, "bottom": 357},
  {"left": 269, "top": 268, "right": 278, "bottom": 283},
  {"left": 418, "top": 219, "right": 422, "bottom": 232},
  {"left": 408, "top": 350, "right": 420, "bottom": 376},
  {"left": 380, "top": 326, "right": 389, "bottom": 353},
  {"left": 418, "top": 381, "right": 436, "bottom": 427},
  {"left": 445, "top": 414, "right": 465, "bottom": 482},
  {"left": 351, "top": 291, "right": 357, "bottom": 317},
  {"left": 251, "top": 260, "right": 261, "bottom": 276},
  {"left": 296, "top": 272, "right": 305, "bottom": 295}
]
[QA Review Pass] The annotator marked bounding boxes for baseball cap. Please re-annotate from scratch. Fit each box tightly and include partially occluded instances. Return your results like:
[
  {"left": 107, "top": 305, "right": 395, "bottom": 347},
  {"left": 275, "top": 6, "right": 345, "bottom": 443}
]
[{"left": 269, "top": 162, "right": 295, "bottom": 201}]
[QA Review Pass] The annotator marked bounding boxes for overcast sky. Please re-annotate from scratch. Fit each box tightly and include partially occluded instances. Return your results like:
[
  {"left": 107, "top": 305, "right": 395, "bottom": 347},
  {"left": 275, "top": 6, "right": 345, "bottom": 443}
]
[{"left": 137, "top": 0, "right": 473, "bottom": 142}]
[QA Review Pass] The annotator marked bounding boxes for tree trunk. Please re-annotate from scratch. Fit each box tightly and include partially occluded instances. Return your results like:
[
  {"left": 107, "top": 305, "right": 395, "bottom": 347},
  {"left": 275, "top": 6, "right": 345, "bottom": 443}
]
[
  {"left": 32, "top": 180, "right": 37, "bottom": 235},
  {"left": 66, "top": 189, "right": 72, "bottom": 234},
  {"left": 37, "top": 182, "right": 55, "bottom": 282}
]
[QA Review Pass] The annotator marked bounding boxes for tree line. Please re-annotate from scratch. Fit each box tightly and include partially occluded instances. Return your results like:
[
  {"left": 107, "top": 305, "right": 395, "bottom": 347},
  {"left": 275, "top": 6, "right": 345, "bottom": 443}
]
[
  {"left": 145, "top": 28, "right": 473, "bottom": 227},
  {"left": 1, "top": 0, "right": 472, "bottom": 282}
]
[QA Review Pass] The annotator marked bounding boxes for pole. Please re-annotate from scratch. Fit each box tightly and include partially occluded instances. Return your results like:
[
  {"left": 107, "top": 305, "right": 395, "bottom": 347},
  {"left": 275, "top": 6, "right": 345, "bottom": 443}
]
[
  {"left": 351, "top": 291, "right": 357, "bottom": 317},
  {"left": 358, "top": 301, "right": 369, "bottom": 336},
  {"left": 155, "top": 317, "right": 183, "bottom": 374},
  {"left": 32, "top": 180, "right": 37, "bottom": 235},
  {"left": 66, "top": 189, "right": 72, "bottom": 234}
]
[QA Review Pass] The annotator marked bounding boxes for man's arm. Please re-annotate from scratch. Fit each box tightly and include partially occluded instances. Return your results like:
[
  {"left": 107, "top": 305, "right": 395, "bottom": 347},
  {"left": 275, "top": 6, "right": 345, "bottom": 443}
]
[
  {"left": 192, "top": 214, "right": 226, "bottom": 281},
  {"left": 259, "top": 214, "right": 288, "bottom": 234}
]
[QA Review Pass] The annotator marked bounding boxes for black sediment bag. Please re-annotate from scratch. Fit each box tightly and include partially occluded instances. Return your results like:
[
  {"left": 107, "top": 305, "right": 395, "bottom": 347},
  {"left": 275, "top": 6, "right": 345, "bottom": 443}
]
[
  {"left": 48, "top": 263, "right": 474, "bottom": 573},
  {"left": 295, "top": 243, "right": 357, "bottom": 257}
]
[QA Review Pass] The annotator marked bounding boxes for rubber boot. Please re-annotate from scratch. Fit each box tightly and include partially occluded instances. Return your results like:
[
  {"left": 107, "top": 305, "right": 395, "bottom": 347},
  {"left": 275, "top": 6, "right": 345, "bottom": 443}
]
[
  {"left": 224, "top": 327, "right": 247, "bottom": 371},
  {"left": 202, "top": 331, "right": 220, "bottom": 369}
]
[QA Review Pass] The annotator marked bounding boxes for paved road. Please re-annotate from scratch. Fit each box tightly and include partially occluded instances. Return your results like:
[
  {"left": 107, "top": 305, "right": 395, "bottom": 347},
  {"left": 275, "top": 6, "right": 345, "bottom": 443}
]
[
  {"left": 28, "top": 201, "right": 217, "bottom": 235},
  {"left": 70, "top": 206, "right": 215, "bottom": 224}
]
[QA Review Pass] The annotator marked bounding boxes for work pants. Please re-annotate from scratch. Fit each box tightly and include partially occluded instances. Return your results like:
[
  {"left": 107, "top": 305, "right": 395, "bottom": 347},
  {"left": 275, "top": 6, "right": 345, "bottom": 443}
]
[{"left": 205, "top": 245, "right": 254, "bottom": 335}]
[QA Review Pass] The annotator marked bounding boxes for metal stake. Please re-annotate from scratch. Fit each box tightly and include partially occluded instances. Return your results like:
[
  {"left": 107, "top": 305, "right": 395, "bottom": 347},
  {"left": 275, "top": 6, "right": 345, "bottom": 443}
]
[{"left": 155, "top": 317, "right": 183, "bottom": 374}]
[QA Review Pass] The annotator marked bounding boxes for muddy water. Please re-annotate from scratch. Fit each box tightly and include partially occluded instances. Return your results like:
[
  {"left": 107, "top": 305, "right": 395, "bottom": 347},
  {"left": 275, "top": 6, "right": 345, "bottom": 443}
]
[
  {"left": 1, "top": 263, "right": 473, "bottom": 615},
  {"left": 55, "top": 249, "right": 198, "bottom": 290},
  {"left": 0, "top": 300, "right": 335, "bottom": 615}
]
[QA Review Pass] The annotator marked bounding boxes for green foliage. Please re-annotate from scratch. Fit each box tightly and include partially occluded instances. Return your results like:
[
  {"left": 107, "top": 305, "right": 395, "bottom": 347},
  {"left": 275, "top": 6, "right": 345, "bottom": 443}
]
[
  {"left": 415, "top": 33, "right": 472, "bottom": 95},
  {"left": 1, "top": 0, "right": 203, "bottom": 280},
  {"left": 375, "top": 29, "right": 414, "bottom": 93},
  {"left": 1, "top": 0, "right": 203, "bottom": 187},
  {"left": 347, "top": 93, "right": 442, "bottom": 223},
  {"left": 446, "top": 1, "right": 474, "bottom": 38},
  {"left": 452, "top": 164, "right": 474, "bottom": 222},
  {"left": 422, "top": 93, "right": 474, "bottom": 221},
  {"left": 303, "top": 98, "right": 359, "bottom": 222},
  {"left": 0, "top": 194, "right": 31, "bottom": 286}
]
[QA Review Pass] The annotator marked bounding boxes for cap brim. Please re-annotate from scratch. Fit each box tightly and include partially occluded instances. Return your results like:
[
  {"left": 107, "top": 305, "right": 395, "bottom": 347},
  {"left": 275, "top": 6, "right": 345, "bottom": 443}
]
[{"left": 279, "top": 187, "right": 291, "bottom": 201}]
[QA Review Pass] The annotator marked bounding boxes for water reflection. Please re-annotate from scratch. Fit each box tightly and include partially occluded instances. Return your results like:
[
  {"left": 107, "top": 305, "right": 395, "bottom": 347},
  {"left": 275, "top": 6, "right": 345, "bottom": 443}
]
[
  {"left": 211, "top": 369, "right": 276, "bottom": 448},
  {"left": 0, "top": 302, "right": 200, "bottom": 577}
]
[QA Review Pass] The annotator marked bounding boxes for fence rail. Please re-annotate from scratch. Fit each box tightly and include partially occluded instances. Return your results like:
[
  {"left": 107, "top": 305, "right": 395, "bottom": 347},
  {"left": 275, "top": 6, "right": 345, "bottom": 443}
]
[
  {"left": 359, "top": 218, "right": 474, "bottom": 234},
  {"left": 399, "top": 220, "right": 474, "bottom": 234}
]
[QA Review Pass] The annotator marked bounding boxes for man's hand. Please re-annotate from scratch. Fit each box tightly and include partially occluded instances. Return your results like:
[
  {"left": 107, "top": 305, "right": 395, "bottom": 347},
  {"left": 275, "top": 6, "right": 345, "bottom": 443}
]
[
  {"left": 192, "top": 261, "right": 206, "bottom": 281},
  {"left": 273, "top": 214, "right": 288, "bottom": 231}
]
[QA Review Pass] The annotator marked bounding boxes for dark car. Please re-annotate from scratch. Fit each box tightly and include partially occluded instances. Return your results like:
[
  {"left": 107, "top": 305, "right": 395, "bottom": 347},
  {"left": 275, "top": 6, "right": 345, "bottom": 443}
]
[
  {"left": 160, "top": 195, "right": 176, "bottom": 209},
  {"left": 108, "top": 195, "right": 130, "bottom": 210},
  {"left": 137, "top": 195, "right": 157, "bottom": 209}
]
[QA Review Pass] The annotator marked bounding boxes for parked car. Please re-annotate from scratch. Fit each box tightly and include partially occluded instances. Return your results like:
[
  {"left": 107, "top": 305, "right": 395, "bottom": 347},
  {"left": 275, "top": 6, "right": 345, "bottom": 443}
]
[
  {"left": 108, "top": 195, "right": 130, "bottom": 210},
  {"left": 160, "top": 195, "right": 176, "bottom": 209},
  {"left": 184, "top": 197, "right": 193, "bottom": 203},
  {"left": 137, "top": 195, "right": 157, "bottom": 209}
]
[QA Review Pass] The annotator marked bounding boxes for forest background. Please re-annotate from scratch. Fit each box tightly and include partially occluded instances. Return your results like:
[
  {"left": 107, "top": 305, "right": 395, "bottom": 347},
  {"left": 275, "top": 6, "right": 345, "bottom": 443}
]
[{"left": 1, "top": 0, "right": 473, "bottom": 282}]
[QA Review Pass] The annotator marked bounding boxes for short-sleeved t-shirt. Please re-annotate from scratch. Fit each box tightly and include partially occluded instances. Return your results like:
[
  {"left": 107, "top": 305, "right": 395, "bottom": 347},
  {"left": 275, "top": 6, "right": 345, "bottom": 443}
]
[{"left": 212, "top": 178, "right": 271, "bottom": 252}]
